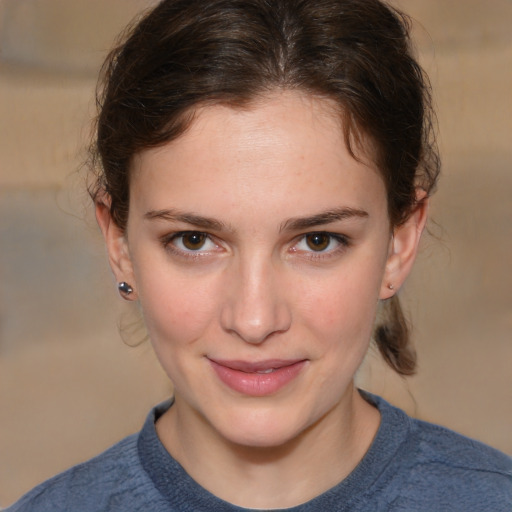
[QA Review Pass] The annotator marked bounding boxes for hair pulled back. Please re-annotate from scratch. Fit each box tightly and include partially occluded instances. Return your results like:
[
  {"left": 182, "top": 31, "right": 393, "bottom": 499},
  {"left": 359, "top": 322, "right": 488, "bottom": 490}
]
[{"left": 91, "top": 0, "right": 440, "bottom": 376}]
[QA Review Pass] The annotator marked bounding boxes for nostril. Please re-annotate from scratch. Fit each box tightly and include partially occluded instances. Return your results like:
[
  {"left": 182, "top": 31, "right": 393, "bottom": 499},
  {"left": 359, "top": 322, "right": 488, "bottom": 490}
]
[
  {"left": 220, "top": 300, "right": 292, "bottom": 344},
  {"left": 219, "top": 262, "right": 292, "bottom": 344}
]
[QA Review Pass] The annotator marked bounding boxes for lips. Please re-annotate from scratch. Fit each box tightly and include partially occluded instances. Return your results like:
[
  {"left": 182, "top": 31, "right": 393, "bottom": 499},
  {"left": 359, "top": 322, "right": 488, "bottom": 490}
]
[{"left": 208, "top": 358, "right": 307, "bottom": 396}]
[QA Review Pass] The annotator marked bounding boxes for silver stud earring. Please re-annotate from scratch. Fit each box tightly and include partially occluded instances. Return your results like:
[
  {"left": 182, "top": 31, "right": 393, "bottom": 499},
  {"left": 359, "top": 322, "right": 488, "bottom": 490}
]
[
  {"left": 388, "top": 284, "right": 394, "bottom": 290},
  {"left": 118, "top": 281, "right": 134, "bottom": 297}
]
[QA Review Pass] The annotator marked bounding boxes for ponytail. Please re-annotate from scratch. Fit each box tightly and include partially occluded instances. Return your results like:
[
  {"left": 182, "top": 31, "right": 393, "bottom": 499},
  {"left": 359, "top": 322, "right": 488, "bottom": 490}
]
[{"left": 374, "top": 296, "right": 416, "bottom": 376}]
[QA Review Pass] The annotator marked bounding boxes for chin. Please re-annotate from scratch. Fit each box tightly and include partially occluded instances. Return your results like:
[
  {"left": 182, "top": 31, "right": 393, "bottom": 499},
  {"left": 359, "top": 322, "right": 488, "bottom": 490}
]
[{"left": 208, "top": 402, "right": 315, "bottom": 449}]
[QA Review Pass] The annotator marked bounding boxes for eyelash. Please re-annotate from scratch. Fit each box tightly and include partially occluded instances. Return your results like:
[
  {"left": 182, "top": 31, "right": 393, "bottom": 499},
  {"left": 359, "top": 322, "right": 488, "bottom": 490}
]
[
  {"left": 159, "top": 231, "right": 350, "bottom": 260},
  {"left": 160, "top": 231, "right": 221, "bottom": 259},
  {"left": 291, "top": 232, "right": 350, "bottom": 260}
]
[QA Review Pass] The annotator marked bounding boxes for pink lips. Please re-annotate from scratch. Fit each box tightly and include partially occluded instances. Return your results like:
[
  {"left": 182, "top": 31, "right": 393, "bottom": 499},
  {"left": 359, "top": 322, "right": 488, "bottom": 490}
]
[{"left": 209, "top": 358, "right": 307, "bottom": 396}]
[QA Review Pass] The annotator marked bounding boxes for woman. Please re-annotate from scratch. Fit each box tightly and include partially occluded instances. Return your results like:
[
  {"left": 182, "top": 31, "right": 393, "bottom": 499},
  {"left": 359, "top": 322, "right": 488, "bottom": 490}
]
[{"left": 7, "top": 0, "right": 511, "bottom": 510}]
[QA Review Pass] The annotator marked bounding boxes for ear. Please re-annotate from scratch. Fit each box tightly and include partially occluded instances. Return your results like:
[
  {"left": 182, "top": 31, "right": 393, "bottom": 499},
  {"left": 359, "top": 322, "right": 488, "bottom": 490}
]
[
  {"left": 380, "top": 190, "right": 429, "bottom": 299},
  {"left": 95, "top": 198, "right": 137, "bottom": 299}
]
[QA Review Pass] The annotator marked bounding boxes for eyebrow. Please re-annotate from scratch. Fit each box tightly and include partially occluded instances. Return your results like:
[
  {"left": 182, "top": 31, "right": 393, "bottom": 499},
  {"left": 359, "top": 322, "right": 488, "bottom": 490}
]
[
  {"left": 144, "top": 206, "right": 368, "bottom": 233},
  {"left": 144, "top": 208, "right": 229, "bottom": 232},
  {"left": 280, "top": 207, "right": 369, "bottom": 232}
]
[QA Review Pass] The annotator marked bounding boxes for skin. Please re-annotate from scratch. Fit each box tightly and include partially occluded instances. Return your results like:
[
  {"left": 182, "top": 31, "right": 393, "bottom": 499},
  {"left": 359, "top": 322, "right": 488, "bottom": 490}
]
[{"left": 97, "top": 91, "right": 427, "bottom": 509}]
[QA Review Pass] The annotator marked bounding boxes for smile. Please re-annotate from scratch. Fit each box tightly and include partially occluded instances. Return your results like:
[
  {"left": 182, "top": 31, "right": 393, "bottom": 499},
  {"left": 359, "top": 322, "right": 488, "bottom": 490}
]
[{"left": 208, "top": 358, "right": 307, "bottom": 397}]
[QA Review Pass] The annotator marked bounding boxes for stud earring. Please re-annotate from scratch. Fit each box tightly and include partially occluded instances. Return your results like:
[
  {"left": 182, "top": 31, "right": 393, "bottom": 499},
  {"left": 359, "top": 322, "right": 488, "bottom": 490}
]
[
  {"left": 118, "top": 281, "right": 134, "bottom": 297},
  {"left": 387, "top": 284, "right": 394, "bottom": 290}
]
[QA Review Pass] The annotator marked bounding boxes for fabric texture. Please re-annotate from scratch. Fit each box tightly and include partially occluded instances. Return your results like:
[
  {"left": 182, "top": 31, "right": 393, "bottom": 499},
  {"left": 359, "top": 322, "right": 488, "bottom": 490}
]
[{"left": 5, "top": 392, "right": 511, "bottom": 511}]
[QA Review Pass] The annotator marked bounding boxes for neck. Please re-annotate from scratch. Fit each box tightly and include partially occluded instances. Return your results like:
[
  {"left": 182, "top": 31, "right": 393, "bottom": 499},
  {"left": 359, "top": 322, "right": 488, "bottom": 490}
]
[{"left": 156, "top": 387, "right": 380, "bottom": 509}]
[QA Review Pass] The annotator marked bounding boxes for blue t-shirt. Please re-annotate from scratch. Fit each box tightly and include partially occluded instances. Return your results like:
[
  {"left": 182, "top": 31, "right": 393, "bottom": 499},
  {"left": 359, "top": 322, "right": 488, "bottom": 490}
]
[{"left": 5, "top": 392, "right": 511, "bottom": 511}]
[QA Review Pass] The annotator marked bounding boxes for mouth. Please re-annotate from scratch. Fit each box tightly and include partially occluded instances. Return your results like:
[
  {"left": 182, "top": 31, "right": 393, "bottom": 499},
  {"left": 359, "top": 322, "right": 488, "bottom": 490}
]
[{"left": 208, "top": 358, "right": 307, "bottom": 396}]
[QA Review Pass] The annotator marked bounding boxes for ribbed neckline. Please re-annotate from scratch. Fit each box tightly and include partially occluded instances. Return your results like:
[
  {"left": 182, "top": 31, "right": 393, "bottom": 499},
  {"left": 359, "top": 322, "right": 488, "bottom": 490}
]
[{"left": 137, "top": 391, "right": 412, "bottom": 511}]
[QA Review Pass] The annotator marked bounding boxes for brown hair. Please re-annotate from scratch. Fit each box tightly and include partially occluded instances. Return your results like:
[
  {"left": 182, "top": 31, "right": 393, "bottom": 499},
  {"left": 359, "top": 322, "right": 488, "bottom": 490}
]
[{"left": 90, "top": 0, "right": 440, "bottom": 375}]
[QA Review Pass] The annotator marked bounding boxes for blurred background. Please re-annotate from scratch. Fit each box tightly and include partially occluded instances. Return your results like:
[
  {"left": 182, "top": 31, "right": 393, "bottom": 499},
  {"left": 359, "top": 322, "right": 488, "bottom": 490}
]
[{"left": 0, "top": 0, "right": 511, "bottom": 505}]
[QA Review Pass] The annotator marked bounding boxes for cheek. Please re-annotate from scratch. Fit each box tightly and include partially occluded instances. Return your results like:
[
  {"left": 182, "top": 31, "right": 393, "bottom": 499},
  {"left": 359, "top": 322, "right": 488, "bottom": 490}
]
[
  {"left": 296, "top": 265, "right": 382, "bottom": 339},
  {"left": 135, "top": 265, "right": 220, "bottom": 349},
  {"left": 136, "top": 273, "right": 222, "bottom": 390},
  {"left": 302, "top": 277, "right": 381, "bottom": 389}
]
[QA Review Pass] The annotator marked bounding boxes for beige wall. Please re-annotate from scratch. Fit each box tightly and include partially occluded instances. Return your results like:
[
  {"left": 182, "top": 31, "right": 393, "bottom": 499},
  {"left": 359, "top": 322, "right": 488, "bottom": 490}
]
[{"left": 1, "top": 0, "right": 511, "bottom": 506}]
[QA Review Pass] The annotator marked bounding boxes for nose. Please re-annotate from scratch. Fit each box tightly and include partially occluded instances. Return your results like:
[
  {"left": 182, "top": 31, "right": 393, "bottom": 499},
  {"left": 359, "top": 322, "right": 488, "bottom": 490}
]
[{"left": 220, "top": 256, "right": 292, "bottom": 344}]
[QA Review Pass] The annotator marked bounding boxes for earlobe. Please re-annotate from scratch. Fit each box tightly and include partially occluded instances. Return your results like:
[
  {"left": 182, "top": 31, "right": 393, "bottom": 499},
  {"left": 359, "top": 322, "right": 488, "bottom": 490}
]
[
  {"left": 380, "top": 192, "right": 429, "bottom": 300},
  {"left": 95, "top": 200, "right": 136, "bottom": 297}
]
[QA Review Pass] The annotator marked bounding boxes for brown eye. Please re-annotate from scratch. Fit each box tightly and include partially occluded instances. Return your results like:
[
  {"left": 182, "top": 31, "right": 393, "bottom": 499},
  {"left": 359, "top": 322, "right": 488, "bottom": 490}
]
[
  {"left": 305, "top": 233, "right": 330, "bottom": 251},
  {"left": 181, "top": 232, "right": 207, "bottom": 250}
]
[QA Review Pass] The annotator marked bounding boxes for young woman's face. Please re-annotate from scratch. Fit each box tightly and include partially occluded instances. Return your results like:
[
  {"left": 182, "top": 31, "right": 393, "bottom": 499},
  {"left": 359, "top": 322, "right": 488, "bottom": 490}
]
[{"left": 124, "top": 92, "right": 394, "bottom": 447}]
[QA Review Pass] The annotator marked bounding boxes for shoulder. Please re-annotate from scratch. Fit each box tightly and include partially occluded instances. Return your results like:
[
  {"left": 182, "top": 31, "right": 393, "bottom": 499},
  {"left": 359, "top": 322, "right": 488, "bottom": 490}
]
[
  {"left": 410, "top": 416, "right": 511, "bottom": 476},
  {"left": 380, "top": 398, "right": 511, "bottom": 511},
  {"left": 4, "top": 434, "right": 166, "bottom": 512}
]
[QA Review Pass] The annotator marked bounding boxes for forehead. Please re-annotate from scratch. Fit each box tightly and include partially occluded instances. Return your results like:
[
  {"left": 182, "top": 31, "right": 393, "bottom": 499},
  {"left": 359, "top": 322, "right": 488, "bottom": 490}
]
[{"left": 129, "top": 91, "right": 385, "bottom": 218}]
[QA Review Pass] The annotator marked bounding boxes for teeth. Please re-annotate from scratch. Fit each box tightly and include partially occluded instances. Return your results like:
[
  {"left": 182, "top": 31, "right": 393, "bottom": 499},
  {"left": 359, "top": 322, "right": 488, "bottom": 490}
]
[{"left": 256, "top": 368, "right": 275, "bottom": 374}]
